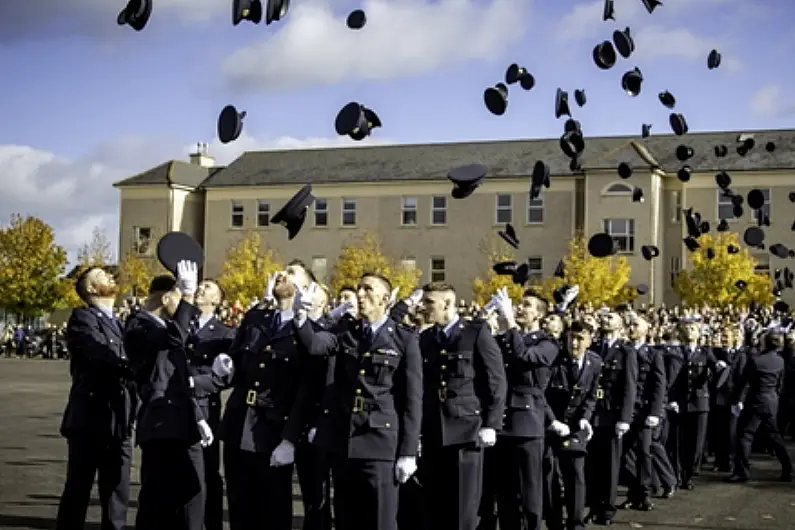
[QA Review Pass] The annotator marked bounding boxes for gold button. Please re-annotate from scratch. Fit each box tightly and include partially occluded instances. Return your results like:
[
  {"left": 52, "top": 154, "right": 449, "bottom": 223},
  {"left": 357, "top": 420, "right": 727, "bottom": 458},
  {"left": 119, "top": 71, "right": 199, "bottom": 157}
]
[
  {"left": 359, "top": 369, "right": 365, "bottom": 375},
  {"left": 259, "top": 363, "right": 265, "bottom": 368},
  {"left": 385, "top": 423, "right": 391, "bottom": 428},
  {"left": 441, "top": 365, "right": 447, "bottom": 370},
  {"left": 266, "top": 345, "right": 272, "bottom": 351},
  {"left": 440, "top": 349, "right": 447, "bottom": 354},
  {"left": 356, "top": 389, "right": 362, "bottom": 395},
  {"left": 254, "top": 381, "right": 260, "bottom": 387},
  {"left": 504, "top": 363, "right": 509, "bottom": 367},
  {"left": 323, "top": 409, "right": 329, "bottom": 414},
  {"left": 441, "top": 381, "right": 447, "bottom": 387},
  {"left": 364, "top": 352, "right": 371, "bottom": 357}
]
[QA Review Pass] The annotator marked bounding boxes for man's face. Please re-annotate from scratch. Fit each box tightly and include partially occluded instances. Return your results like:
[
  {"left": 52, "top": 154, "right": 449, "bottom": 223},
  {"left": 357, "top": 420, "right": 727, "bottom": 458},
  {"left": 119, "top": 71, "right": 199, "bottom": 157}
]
[
  {"left": 272, "top": 271, "right": 296, "bottom": 300},
  {"left": 357, "top": 276, "right": 389, "bottom": 318},
  {"left": 421, "top": 290, "right": 453, "bottom": 325},
  {"left": 681, "top": 322, "right": 701, "bottom": 342},
  {"left": 339, "top": 289, "right": 358, "bottom": 315},
  {"left": 582, "top": 314, "right": 597, "bottom": 332},
  {"left": 86, "top": 268, "right": 119, "bottom": 298},
  {"left": 601, "top": 312, "right": 623, "bottom": 332},
  {"left": 516, "top": 296, "right": 544, "bottom": 325},
  {"left": 542, "top": 314, "right": 563, "bottom": 338},
  {"left": 162, "top": 288, "right": 181, "bottom": 317},
  {"left": 311, "top": 287, "right": 329, "bottom": 316},
  {"left": 195, "top": 280, "right": 221, "bottom": 307},
  {"left": 568, "top": 330, "right": 592, "bottom": 359},
  {"left": 285, "top": 263, "right": 310, "bottom": 291},
  {"left": 628, "top": 318, "right": 649, "bottom": 341}
]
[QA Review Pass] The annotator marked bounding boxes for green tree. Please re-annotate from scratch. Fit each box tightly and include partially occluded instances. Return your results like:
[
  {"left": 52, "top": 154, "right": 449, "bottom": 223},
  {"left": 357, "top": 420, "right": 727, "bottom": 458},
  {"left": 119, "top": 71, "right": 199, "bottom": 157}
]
[
  {"left": 217, "top": 231, "right": 283, "bottom": 303},
  {"left": 117, "top": 251, "right": 156, "bottom": 298},
  {"left": 674, "top": 231, "right": 773, "bottom": 307},
  {"left": 0, "top": 215, "right": 69, "bottom": 318}
]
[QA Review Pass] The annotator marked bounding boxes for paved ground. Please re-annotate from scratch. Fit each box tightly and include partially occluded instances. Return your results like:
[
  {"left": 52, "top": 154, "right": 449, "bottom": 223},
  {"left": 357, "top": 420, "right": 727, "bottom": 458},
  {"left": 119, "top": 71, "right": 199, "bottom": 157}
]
[{"left": 0, "top": 358, "right": 794, "bottom": 529}]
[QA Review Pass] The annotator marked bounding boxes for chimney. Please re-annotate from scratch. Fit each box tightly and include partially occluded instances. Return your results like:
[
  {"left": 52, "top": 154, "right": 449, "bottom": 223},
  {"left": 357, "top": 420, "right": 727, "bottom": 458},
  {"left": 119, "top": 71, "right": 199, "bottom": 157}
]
[{"left": 189, "top": 143, "right": 215, "bottom": 168}]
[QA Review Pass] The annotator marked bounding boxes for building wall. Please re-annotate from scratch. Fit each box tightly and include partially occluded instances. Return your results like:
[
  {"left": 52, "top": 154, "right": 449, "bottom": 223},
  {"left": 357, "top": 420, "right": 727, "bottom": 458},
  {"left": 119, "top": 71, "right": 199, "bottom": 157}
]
[{"left": 118, "top": 187, "right": 171, "bottom": 268}]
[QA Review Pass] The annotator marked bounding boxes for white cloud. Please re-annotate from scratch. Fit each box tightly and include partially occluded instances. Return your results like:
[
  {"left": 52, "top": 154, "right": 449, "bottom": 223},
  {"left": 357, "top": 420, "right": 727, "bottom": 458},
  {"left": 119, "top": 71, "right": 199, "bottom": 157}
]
[
  {"left": 220, "top": 0, "right": 530, "bottom": 93},
  {"left": 749, "top": 84, "right": 781, "bottom": 119},
  {"left": 0, "top": 132, "right": 393, "bottom": 266},
  {"left": 631, "top": 26, "right": 742, "bottom": 71}
]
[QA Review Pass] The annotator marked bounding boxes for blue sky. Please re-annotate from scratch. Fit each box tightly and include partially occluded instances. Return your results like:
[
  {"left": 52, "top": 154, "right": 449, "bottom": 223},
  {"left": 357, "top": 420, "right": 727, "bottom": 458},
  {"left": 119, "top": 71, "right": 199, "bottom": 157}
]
[{"left": 0, "top": 0, "right": 792, "bottom": 260}]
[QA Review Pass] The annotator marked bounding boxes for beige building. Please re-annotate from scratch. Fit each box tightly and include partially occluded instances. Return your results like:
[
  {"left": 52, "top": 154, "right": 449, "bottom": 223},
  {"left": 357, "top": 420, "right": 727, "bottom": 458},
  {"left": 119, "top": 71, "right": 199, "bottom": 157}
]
[{"left": 114, "top": 130, "right": 795, "bottom": 304}]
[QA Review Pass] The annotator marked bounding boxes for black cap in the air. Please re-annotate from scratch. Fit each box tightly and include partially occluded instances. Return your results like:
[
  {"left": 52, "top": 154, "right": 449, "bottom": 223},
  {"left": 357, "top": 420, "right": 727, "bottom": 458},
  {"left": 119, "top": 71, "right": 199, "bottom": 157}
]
[
  {"left": 766, "top": 141, "right": 776, "bottom": 152},
  {"left": 593, "top": 41, "right": 617, "bottom": 70},
  {"left": 658, "top": 91, "right": 676, "bottom": 109},
  {"left": 335, "top": 102, "right": 381, "bottom": 140},
  {"left": 498, "top": 223, "right": 519, "bottom": 250},
  {"left": 588, "top": 233, "right": 614, "bottom": 258},
  {"left": 717, "top": 219, "right": 730, "bottom": 232},
  {"left": 669, "top": 113, "right": 689, "bottom": 136},
  {"left": 617, "top": 162, "right": 632, "bottom": 179},
  {"left": 157, "top": 232, "right": 204, "bottom": 275},
  {"left": 632, "top": 187, "right": 644, "bottom": 203},
  {"left": 505, "top": 64, "right": 535, "bottom": 90},
  {"left": 512, "top": 263, "right": 531, "bottom": 286},
  {"left": 744, "top": 226, "right": 765, "bottom": 247},
  {"left": 265, "top": 0, "right": 290, "bottom": 25},
  {"left": 636, "top": 284, "right": 649, "bottom": 296},
  {"left": 272, "top": 184, "right": 315, "bottom": 240},
  {"left": 677, "top": 165, "right": 692, "bottom": 182},
  {"left": 574, "top": 89, "right": 587, "bottom": 107},
  {"left": 641, "top": 245, "right": 659, "bottom": 261},
  {"left": 641, "top": 124, "right": 652, "bottom": 138},
  {"left": 448, "top": 164, "right": 487, "bottom": 200},
  {"left": 530, "top": 161, "right": 550, "bottom": 198},
  {"left": 484, "top": 83, "right": 509, "bottom": 116},
  {"left": 218, "top": 105, "right": 246, "bottom": 144},
  {"left": 621, "top": 67, "right": 643, "bottom": 97},
  {"left": 747, "top": 189, "right": 766, "bottom": 210},
  {"left": 715, "top": 171, "right": 731, "bottom": 190},
  {"left": 770, "top": 243, "right": 790, "bottom": 260},
  {"left": 346, "top": 9, "right": 366, "bottom": 29},
  {"left": 675, "top": 145, "right": 694, "bottom": 161},
  {"left": 233, "top": 0, "right": 262, "bottom": 25},
  {"left": 603, "top": 0, "right": 615, "bottom": 20},
  {"left": 707, "top": 49, "right": 721, "bottom": 70},
  {"left": 554, "top": 260, "right": 565, "bottom": 278},
  {"left": 727, "top": 244, "right": 739, "bottom": 254},
  {"left": 612, "top": 28, "right": 635, "bottom": 59},
  {"left": 493, "top": 261, "right": 517, "bottom": 276},
  {"left": 714, "top": 144, "right": 728, "bottom": 157},
  {"left": 118, "top": 0, "right": 152, "bottom": 31},
  {"left": 684, "top": 237, "right": 700, "bottom": 252},
  {"left": 640, "top": 0, "right": 662, "bottom": 14},
  {"left": 555, "top": 89, "right": 571, "bottom": 119}
]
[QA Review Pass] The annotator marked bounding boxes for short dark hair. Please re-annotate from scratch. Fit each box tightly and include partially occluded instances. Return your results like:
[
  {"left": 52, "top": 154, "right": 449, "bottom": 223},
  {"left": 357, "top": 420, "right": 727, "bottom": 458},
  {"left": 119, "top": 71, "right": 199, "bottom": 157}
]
[
  {"left": 75, "top": 267, "right": 98, "bottom": 302},
  {"left": 204, "top": 278, "right": 226, "bottom": 303},
  {"left": 339, "top": 285, "right": 357, "bottom": 294},
  {"left": 422, "top": 281, "right": 456, "bottom": 294},
  {"left": 287, "top": 258, "right": 317, "bottom": 283},
  {"left": 149, "top": 275, "right": 177, "bottom": 295},
  {"left": 361, "top": 272, "right": 393, "bottom": 294}
]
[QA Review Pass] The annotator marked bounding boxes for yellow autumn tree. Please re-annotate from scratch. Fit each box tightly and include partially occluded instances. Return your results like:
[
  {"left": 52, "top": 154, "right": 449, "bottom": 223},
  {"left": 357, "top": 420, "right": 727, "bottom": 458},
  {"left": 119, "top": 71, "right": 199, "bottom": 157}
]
[
  {"left": 329, "top": 231, "right": 422, "bottom": 298},
  {"left": 535, "top": 234, "right": 634, "bottom": 307},
  {"left": 471, "top": 234, "right": 524, "bottom": 305},
  {"left": 117, "top": 251, "right": 156, "bottom": 298},
  {"left": 217, "top": 231, "right": 283, "bottom": 304},
  {"left": 57, "top": 226, "right": 116, "bottom": 308},
  {"left": 673, "top": 231, "right": 773, "bottom": 307}
]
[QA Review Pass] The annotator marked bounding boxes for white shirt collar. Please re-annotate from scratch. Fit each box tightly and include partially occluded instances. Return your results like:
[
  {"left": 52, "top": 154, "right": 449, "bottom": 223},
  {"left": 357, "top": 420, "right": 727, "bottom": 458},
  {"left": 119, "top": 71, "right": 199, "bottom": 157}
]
[
  {"left": 364, "top": 314, "right": 388, "bottom": 335},
  {"left": 198, "top": 314, "right": 213, "bottom": 329},
  {"left": 443, "top": 314, "right": 460, "bottom": 336}
]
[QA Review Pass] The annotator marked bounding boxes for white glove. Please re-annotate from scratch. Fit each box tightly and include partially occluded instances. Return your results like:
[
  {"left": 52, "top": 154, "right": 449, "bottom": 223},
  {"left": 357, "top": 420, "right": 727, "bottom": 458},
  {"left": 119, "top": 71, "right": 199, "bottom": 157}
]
[
  {"left": 716, "top": 360, "right": 728, "bottom": 370},
  {"left": 212, "top": 353, "right": 234, "bottom": 378},
  {"left": 188, "top": 376, "right": 195, "bottom": 389},
  {"left": 645, "top": 415, "right": 660, "bottom": 428},
  {"left": 731, "top": 403, "right": 743, "bottom": 417},
  {"left": 293, "top": 283, "right": 318, "bottom": 317},
  {"left": 329, "top": 301, "right": 354, "bottom": 320},
  {"left": 551, "top": 420, "right": 570, "bottom": 437},
  {"left": 406, "top": 289, "right": 424, "bottom": 306},
  {"left": 308, "top": 427, "right": 317, "bottom": 443},
  {"left": 615, "top": 421, "right": 630, "bottom": 437},
  {"left": 387, "top": 287, "right": 400, "bottom": 307},
  {"left": 494, "top": 288, "right": 514, "bottom": 320},
  {"left": 264, "top": 274, "right": 276, "bottom": 302},
  {"left": 270, "top": 439, "right": 295, "bottom": 467},
  {"left": 395, "top": 456, "right": 417, "bottom": 484},
  {"left": 668, "top": 402, "right": 679, "bottom": 413},
  {"left": 563, "top": 285, "right": 580, "bottom": 305},
  {"left": 197, "top": 419, "right": 214, "bottom": 447},
  {"left": 176, "top": 260, "right": 198, "bottom": 296},
  {"left": 579, "top": 419, "right": 593, "bottom": 441},
  {"left": 477, "top": 427, "right": 497, "bottom": 448}
]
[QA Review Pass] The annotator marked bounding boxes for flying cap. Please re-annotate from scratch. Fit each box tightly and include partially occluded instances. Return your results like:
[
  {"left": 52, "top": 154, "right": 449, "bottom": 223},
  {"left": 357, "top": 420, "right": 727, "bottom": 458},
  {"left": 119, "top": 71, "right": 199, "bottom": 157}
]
[
  {"left": 334, "top": 102, "right": 381, "bottom": 140},
  {"left": 707, "top": 49, "right": 721, "bottom": 70},
  {"left": 505, "top": 64, "right": 535, "bottom": 90},
  {"left": 117, "top": 0, "right": 152, "bottom": 31},
  {"left": 621, "top": 68, "right": 643, "bottom": 97},
  {"left": 744, "top": 226, "right": 765, "bottom": 247},
  {"left": 218, "top": 105, "right": 246, "bottom": 144},
  {"left": 641, "top": 245, "right": 659, "bottom": 261},
  {"left": 677, "top": 165, "right": 691, "bottom": 182},
  {"left": 554, "top": 261, "right": 565, "bottom": 278},
  {"left": 640, "top": 0, "right": 662, "bottom": 13},
  {"left": 770, "top": 243, "right": 789, "bottom": 259},
  {"left": 636, "top": 284, "right": 649, "bottom": 295},
  {"left": 272, "top": 185, "right": 315, "bottom": 240},
  {"left": 574, "top": 89, "right": 587, "bottom": 107},
  {"left": 658, "top": 91, "right": 676, "bottom": 109},
  {"left": 683, "top": 237, "right": 700, "bottom": 252},
  {"left": 448, "top": 164, "right": 486, "bottom": 199},
  {"left": 714, "top": 145, "right": 728, "bottom": 157},
  {"left": 612, "top": 28, "right": 635, "bottom": 59},
  {"left": 669, "top": 113, "right": 688, "bottom": 135},
  {"left": 593, "top": 41, "right": 617, "bottom": 70},
  {"left": 157, "top": 232, "right": 204, "bottom": 275},
  {"left": 555, "top": 89, "right": 571, "bottom": 119},
  {"left": 727, "top": 244, "right": 739, "bottom": 254},
  {"left": 346, "top": 9, "right": 366, "bottom": 29},
  {"left": 675, "top": 145, "right": 694, "bottom": 161},
  {"left": 233, "top": 0, "right": 262, "bottom": 25},
  {"left": 717, "top": 219, "right": 730, "bottom": 232},
  {"left": 588, "top": 233, "right": 614, "bottom": 258},
  {"left": 603, "top": 0, "right": 615, "bottom": 20},
  {"left": 641, "top": 124, "right": 652, "bottom": 138},
  {"left": 530, "top": 161, "right": 550, "bottom": 198},
  {"left": 632, "top": 187, "right": 644, "bottom": 203},
  {"left": 484, "top": 84, "right": 509, "bottom": 116},
  {"left": 766, "top": 141, "right": 776, "bottom": 152},
  {"left": 498, "top": 223, "right": 519, "bottom": 249},
  {"left": 512, "top": 263, "right": 530, "bottom": 286},
  {"left": 747, "top": 189, "right": 765, "bottom": 210},
  {"left": 493, "top": 261, "right": 517, "bottom": 276},
  {"left": 715, "top": 171, "right": 731, "bottom": 190},
  {"left": 617, "top": 162, "right": 632, "bottom": 179},
  {"left": 265, "top": 0, "right": 290, "bottom": 25}
]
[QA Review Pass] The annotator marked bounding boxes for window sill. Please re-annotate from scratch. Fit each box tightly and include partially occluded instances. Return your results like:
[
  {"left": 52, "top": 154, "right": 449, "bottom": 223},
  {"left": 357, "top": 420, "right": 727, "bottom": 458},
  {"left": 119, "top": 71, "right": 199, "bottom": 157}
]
[
  {"left": 312, "top": 225, "right": 328, "bottom": 229},
  {"left": 340, "top": 225, "right": 357, "bottom": 229},
  {"left": 228, "top": 226, "right": 245, "bottom": 230},
  {"left": 525, "top": 222, "right": 545, "bottom": 226},
  {"left": 428, "top": 224, "right": 447, "bottom": 228},
  {"left": 400, "top": 224, "right": 419, "bottom": 229}
]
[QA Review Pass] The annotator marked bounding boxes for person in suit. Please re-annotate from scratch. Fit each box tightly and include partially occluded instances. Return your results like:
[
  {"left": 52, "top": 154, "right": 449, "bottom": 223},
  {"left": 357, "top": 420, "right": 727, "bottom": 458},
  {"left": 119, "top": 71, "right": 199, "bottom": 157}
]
[
  {"left": 708, "top": 324, "right": 746, "bottom": 472},
  {"left": 545, "top": 320, "right": 602, "bottom": 530},
  {"left": 727, "top": 328, "right": 793, "bottom": 482},
  {"left": 55, "top": 267, "right": 136, "bottom": 530},
  {"left": 187, "top": 279, "right": 236, "bottom": 530},
  {"left": 293, "top": 272, "right": 423, "bottom": 530},
  {"left": 414, "top": 282, "right": 506, "bottom": 530},
  {"left": 218, "top": 265, "right": 315, "bottom": 530},
  {"left": 125, "top": 264, "right": 212, "bottom": 530}
]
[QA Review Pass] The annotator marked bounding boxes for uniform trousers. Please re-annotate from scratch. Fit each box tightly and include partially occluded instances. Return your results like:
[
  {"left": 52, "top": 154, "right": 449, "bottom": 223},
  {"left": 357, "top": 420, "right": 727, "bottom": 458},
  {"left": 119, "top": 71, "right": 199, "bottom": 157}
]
[
  {"left": 296, "top": 440, "right": 332, "bottom": 530},
  {"left": 495, "top": 436, "right": 544, "bottom": 530},
  {"left": 202, "top": 400, "right": 224, "bottom": 530},
  {"left": 734, "top": 406, "right": 792, "bottom": 479},
  {"left": 224, "top": 445, "right": 294, "bottom": 530},
  {"left": 622, "top": 424, "right": 653, "bottom": 502},
  {"left": 585, "top": 426, "right": 622, "bottom": 519},
  {"left": 708, "top": 405, "right": 737, "bottom": 470},
  {"left": 55, "top": 434, "right": 132, "bottom": 530},
  {"left": 135, "top": 440, "right": 205, "bottom": 530},
  {"left": 667, "top": 411, "right": 708, "bottom": 486},
  {"left": 475, "top": 447, "right": 498, "bottom": 530},
  {"left": 649, "top": 422, "right": 676, "bottom": 490},
  {"left": 422, "top": 443, "right": 484, "bottom": 530},
  {"left": 546, "top": 452, "right": 587, "bottom": 530},
  {"left": 330, "top": 456, "right": 398, "bottom": 530}
]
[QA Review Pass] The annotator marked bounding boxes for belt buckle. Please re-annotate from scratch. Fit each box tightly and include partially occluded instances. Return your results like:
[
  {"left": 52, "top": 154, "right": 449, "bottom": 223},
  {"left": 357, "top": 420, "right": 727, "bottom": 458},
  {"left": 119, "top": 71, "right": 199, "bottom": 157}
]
[
  {"left": 596, "top": 388, "right": 604, "bottom": 400},
  {"left": 438, "top": 387, "right": 448, "bottom": 402},
  {"left": 353, "top": 395, "right": 365, "bottom": 413},
  {"left": 246, "top": 390, "right": 257, "bottom": 406}
]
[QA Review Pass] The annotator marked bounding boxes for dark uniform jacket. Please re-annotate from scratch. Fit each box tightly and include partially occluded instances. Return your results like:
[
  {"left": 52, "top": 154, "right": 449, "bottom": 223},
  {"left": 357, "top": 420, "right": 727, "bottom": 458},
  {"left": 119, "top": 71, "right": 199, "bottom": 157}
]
[
  {"left": 733, "top": 348, "right": 785, "bottom": 413},
  {"left": 420, "top": 318, "right": 507, "bottom": 447},
  {"left": 186, "top": 316, "right": 235, "bottom": 430},
  {"left": 295, "top": 315, "right": 422, "bottom": 461},
  {"left": 496, "top": 328, "right": 559, "bottom": 438},
  {"left": 125, "top": 300, "right": 203, "bottom": 446},
  {"left": 300, "top": 316, "right": 336, "bottom": 437},
  {"left": 665, "top": 344, "right": 721, "bottom": 413},
  {"left": 633, "top": 343, "right": 666, "bottom": 423},
  {"left": 220, "top": 308, "right": 309, "bottom": 453},
  {"left": 60, "top": 306, "right": 137, "bottom": 441},
  {"left": 546, "top": 350, "right": 602, "bottom": 430},
  {"left": 592, "top": 339, "right": 638, "bottom": 427},
  {"left": 710, "top": 346, "right": 747, "bottom": 407}
]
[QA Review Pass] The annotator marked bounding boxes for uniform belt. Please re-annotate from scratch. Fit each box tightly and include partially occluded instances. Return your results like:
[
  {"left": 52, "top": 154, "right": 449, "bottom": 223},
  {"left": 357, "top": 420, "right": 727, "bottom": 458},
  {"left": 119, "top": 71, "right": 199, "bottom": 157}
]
[{"left": 245, "top": 390, "right": 274, "bottom": 408}]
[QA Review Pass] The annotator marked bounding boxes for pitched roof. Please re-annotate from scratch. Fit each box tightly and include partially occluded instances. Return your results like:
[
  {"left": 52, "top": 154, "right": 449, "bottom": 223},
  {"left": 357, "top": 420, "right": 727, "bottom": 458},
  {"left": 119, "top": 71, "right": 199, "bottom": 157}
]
[
  {"left": 199, "top": 128, "right": 795, "bottom": 189},
  {"left": 113, "top": 160, "right": 217, "bottom": 188}
]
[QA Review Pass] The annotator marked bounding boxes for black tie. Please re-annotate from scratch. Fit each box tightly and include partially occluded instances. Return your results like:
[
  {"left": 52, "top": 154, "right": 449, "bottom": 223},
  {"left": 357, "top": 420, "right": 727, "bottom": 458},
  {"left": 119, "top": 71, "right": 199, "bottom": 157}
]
[
  {"left": 272, "top": 313, "right": 281, "bottom": 331},
  {"left": 571, "top": 359, "right": 580, "bottom": 380},
  {"left": 435, "top": 325, "right": 447, "bottom": 345},
  {"left": 362, "top": 325, "right": 373, "bottom": 345}
]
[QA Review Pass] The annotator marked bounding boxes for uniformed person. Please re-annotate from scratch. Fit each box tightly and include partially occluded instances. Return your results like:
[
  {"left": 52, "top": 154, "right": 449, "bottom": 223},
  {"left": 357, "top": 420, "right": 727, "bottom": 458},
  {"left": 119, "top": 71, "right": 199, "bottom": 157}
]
[
  {"left": 621, "top": 316, "right": 665, "bottom": 511},
  {"left": 417, "top": 282, "right": 506, "bottom": 530},
  {"left": 219, "top": 266, "right": 314, "bottom": 530},
  {"left": 545, "top": 320, "right": 602, "bottom": 530},
  {"left": 727, "top": 328, "right": 793, "bottom": 482},
  {"left": 293, "top": 272, "right": 423, "bottom": 530},
  {"left": 125, "top": 264, "right": 212, "bottom": 530},
  {"left": 56, "top": 267, "right": 136, "bottom": 530},
  {"left": 708, "top": 324, "right": 746, "bottom": 472},
  {"left": 585, "top": 311, "right": 638, "bottom": 525},
  {"left": 186, "top": 279, "right": 236, "bottom": 530}
]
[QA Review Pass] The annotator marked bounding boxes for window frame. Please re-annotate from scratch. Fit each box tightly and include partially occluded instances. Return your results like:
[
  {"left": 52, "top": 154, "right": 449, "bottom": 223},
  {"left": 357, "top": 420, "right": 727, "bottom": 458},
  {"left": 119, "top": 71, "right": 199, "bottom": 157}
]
[
  {"left": 716, "top": 189, "right": 738, "bottom": 221},
  {"left": 527, "top": 256, "right": 543, "bottom": 282},
  {"left": 602, "top": 182, "right": 634, "bottom": 196},
  {"left": 256, "top": 200, "right": 270, "bottom": 227},
  {"left": 231, "top": 201, "right": 244, "bottom": 228},
  {"left": 431, "top": 196, "right": 447, "bottom": 225},
  {"left": 314, "top": 198, "right": 328, "bottom": 227},
  {"left": 495, "top": 194, "right": 513, "bottom": 224},
  {"left": 603, "top": 218, "right": 636, "bottom": 254},
  {"left": 430, "top": 256, "right": 446, "bottom": 282},
  {"left": 527, "top": 194, "right": 544, "bottom": 224},
  {"left": 341, "top": 198, "right": 357, "bottom": 227},
  {"left": 401, "top": 196, "right": 418, "bottom": 226}
]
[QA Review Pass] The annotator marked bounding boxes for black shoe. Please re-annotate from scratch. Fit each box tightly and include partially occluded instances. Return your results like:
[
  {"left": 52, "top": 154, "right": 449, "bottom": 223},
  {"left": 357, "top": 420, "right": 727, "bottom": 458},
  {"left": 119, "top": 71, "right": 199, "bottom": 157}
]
[
  {"left": 583, "top": 512, "right": 594, "bottom": 524},
  {"left": 724, "top": 475, "right": 748, "bottom": 483},
  {"left": 779, "top": 472, "right": 792, "bottom": 482},
  {"left": 634, "top": 500, "right": 654, "bottom": 511},
  {"left": 661, "top": 486, "right": 675, "bottom": 498},
  {"left": 593, "top": 515, "right": 613, "bottom": 526},
  {"left": 618, "top": 500, "right": 634, "bottom": 510},
  {"left": 684, "top": 480, "right": 695, "bottom": 490}
]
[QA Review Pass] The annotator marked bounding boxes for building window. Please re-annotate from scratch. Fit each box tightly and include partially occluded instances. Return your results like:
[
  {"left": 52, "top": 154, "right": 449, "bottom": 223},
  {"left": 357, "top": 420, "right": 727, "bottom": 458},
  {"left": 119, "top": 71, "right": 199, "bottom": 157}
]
[
  {"left": 717, "top": 189, "right": 736, "bottom": 220},
  {"left": 603, "top": 182, "right": 634, "bottom": 195},
  {"left": 496, "top": 194, "right": 512, "bottom": 224},
  {"left": 757, "top": 188, "right": 771, "bottom": 219},
  {"left": 312, "top": 256, "right": 328, "bottom": 282},
  {"left": 754, "top": 253, "right": 770, "bottom": 274},
  {"left": 342, "top": 198, "right": 356, "bottom": 226},
  {"left": 133, "top": 226, "right": 153, "bottom": 256},
  {"left": 430, "top": 257, "right": 446, "bottom": 282},
  {"left": 603, "top": 218, "right": 635, "bottom": 253},
  {"left": 231, "top": 201, "right": 244, "bottom": 228},
  {"left": 314, "top": 198, "right": 328, "bottom": 227},
  {"left": 431, "top": 196, "right": 447, "bottom": 225},
  {"left": 401, "top": 257, "right": 417, "bottom": 270},
  {"left": 670, "top": 256, "right": 681, "bottom": 286},
  {"left": 671, "top": 191, "right": 682, "bottom": 223},
  {"left": 527, "top": 195, "right": 544, "bottom": 224},
  {"left": 257, "top": 200, "right": 270, "bottom": 227},
  {"left": 528, "top": 256, "right": 543, "bottom": 283},
  {"left": 402, "top": 197, "right": 418, "bottom": 226}
]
